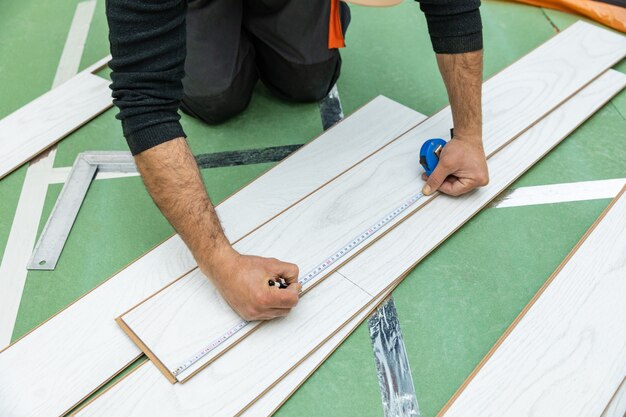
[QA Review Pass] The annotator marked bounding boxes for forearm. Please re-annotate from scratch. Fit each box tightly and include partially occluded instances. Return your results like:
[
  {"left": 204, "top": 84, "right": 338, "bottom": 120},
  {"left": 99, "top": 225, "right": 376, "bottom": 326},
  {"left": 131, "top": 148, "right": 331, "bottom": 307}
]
[
  {"left": 422, "top": 50, "right": 488, "bottom": 196},
  {"left": 436, "top": 50, "right": 483, "bottom": 144},
  {"left": 134, "top": 138, "right": 234, "bottom": 271},
  {"left": 106, "top": 0, "right": 187, "bottom": 155}
]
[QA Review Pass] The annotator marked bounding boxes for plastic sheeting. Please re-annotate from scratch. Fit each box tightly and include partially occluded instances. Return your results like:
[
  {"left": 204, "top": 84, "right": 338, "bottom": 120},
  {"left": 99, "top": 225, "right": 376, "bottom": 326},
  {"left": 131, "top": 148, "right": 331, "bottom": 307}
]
[{"left": 510, "top": 0, "right": 626, "bottom": 33}]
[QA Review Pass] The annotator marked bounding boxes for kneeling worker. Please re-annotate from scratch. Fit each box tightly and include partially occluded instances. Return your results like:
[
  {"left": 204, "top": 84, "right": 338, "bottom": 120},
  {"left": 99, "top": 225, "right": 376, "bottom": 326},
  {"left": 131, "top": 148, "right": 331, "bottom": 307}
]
[{"left": 105, "top": 0, "right": 488, "bottom": 321}]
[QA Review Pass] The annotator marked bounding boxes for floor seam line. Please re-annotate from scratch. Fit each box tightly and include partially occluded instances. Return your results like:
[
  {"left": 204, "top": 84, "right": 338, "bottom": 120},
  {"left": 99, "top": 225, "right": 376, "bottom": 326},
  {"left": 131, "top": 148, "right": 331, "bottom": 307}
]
[
  {"left": 610, "top": 100, "right": 626, "bottom": 120},
  {"left": 336, "top": 271, "right": 376, "bottom": 298},
  {"left": 540, "top": 8, "right": 560, "bottom": 33}
]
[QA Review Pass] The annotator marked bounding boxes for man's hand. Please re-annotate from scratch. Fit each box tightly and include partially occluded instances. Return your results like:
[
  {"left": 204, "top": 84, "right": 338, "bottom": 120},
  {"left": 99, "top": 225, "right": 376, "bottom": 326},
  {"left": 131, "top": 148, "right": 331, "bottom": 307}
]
[
  {"left": 201, "top": 247, "right": 301, "bottom": 321},
  {"left": 422, "top": 136, "right": 488, "bottom": 196},
  {"left": 134, "top": 138, "right": 302, "bottom": 322},
  {"left": 430, "top": 49, "right": 487, "bottom": 196}
]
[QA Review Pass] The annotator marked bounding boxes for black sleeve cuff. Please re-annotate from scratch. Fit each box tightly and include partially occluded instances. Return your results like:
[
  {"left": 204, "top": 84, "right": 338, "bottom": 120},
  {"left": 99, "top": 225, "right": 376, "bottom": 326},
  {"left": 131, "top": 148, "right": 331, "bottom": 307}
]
[
  {"left": 418, "top": 3, "right": 483, "bottom": 54},
  {"left": 429, "top": 30, "right": 483, "bottom": 54},
  {"left": 124, "top": 120, "right": 187, "bottom": 155}
]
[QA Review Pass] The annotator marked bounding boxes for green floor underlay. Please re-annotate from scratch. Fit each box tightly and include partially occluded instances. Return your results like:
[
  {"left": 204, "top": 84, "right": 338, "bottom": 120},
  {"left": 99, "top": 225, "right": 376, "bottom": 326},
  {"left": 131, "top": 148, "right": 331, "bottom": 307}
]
[{"left": 1, "top": 0, "right": 624, "bottom": 416}]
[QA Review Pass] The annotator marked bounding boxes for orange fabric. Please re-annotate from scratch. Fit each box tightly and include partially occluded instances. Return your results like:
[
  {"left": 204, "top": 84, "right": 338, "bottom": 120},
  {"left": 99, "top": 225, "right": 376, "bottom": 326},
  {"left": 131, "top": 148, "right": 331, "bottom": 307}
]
[
  {"left": 509, "top": 0, "right": 626, "bottom": 33},
  {"left": 329, "top": 0, "right": 346, "bottom": 49}
]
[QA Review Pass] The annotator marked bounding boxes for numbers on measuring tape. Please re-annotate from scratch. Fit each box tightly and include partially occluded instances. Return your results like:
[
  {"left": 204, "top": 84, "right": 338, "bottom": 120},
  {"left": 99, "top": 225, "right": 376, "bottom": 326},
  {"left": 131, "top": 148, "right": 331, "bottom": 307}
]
[{"left": 172, "top": 190, "right": 426, "bottom": 378}]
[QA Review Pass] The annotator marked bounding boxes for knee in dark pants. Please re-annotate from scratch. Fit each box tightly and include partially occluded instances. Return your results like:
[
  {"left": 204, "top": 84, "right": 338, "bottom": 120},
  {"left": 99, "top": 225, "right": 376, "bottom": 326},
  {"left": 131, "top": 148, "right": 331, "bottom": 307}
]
[
  {"left": 181, "top": 88, "right": 252, "bottom": 125},
  {"left": 254, "top": 41, "right": 342, "bottom": 103},
  {"left": 181, "top": 53, "right": 259, "bottom": 125}
]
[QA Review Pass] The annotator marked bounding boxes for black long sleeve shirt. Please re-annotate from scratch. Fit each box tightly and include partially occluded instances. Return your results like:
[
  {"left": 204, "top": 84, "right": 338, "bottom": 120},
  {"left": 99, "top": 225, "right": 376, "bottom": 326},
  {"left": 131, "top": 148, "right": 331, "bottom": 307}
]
[{"left": 106, "top": 0, "right": 482, "bottom": 155}]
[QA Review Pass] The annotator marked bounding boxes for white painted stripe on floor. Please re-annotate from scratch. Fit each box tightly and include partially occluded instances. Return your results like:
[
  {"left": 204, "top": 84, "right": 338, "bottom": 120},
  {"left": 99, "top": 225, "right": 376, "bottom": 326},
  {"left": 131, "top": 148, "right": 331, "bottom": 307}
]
[
  {"left": 0, "top": 1, "right": 96, "bottom": 348},
  {"left": 47, "top": 167, "right": 139, "bottom": 185},
  {"left": 491, "top": 178, "right": 625, "bottom": 209},
  {"left": 0, "top": 154, "right": 55, "bottom": 347},
  {"left": 52, "top": 1, "right": 97, "bottom": 87}
]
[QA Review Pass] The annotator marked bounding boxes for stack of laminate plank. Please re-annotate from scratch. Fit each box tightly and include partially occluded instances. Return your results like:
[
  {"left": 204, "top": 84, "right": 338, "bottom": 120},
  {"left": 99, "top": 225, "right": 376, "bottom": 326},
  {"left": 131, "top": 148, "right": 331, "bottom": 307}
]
[{"left": 0, "top": 21, "right": 624, "bottom": 417}]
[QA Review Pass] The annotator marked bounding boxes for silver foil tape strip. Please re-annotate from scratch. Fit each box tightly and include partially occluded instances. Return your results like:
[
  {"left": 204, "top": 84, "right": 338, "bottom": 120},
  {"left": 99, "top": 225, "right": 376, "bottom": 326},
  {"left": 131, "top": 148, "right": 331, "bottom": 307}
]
[
  {"left": 368, "top": 297, "right": 420, "bottom": 417},
  {"left": 319, "top": 84, "right": 344, "bottom": 131}
]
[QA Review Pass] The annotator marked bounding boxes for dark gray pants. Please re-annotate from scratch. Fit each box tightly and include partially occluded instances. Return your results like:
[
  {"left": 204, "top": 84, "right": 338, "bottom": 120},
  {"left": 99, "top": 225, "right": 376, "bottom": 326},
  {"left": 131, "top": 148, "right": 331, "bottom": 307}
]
[{"left": 181, "top": 0, "right": 350, "bottom": 124}]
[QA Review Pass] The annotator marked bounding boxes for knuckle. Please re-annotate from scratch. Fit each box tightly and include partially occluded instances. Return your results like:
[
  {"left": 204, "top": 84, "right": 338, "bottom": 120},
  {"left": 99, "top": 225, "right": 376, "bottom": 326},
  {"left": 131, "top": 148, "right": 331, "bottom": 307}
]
[{"left": 477, "top": 173, "right": 489, "bottom": 186}]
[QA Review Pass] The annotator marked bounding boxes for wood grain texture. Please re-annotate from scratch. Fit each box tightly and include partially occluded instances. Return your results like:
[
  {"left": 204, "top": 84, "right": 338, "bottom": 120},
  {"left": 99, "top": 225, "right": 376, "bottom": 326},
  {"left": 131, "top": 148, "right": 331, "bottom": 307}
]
[
  {"left": 118, "top": 21, "right": 626, "bottom": 383},
  {"left": 119, "top": 111, "right": 443, "bottom": 381},
  {"left": 438, "top": 186, "right": 626, "bottom": 417},
  {"left": 242, "top": 287, "right": 392, "bottom": 416},
  {"left": 76, "top": 273, "right": 374, "bottom": 417},
  {"left": 0, "top": 72, "right": 112, "bottom": 180},
  {"left": 73, "top": 54, "right": 626, "bottom": 417},
  {"left": 601, "top": 377, "right": 626, "bottom": 417},
  {"left": 260, "top": 69, "right": 626, "bottom": 417},
  {"left": 0, "top": 97, "right": 425, "bottom": 417}
]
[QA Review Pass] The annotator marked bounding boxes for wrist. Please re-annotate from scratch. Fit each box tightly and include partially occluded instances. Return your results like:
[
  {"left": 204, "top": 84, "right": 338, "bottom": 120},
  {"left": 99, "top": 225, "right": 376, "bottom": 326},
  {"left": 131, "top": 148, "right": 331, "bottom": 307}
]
[
  {"left": 452, "top": 128, "right": 483, "bottom": 148},
  {"left": 196, "top": 239, "right": 239, "bottom": 281}
]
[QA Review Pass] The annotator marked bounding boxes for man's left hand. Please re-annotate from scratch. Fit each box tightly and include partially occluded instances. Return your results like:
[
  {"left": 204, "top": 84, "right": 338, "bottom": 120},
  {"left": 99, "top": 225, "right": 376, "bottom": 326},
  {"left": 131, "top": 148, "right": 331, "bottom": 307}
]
[{"left": 421, "top": 136, "right": 489, "bottom": 197}]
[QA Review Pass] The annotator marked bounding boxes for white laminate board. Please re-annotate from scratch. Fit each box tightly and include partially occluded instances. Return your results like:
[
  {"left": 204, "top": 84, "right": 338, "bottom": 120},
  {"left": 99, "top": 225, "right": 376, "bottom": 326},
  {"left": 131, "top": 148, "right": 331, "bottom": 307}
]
[
  {"left": 601, "top": 378, "right": 626, "bottom": 417},
  {"left": 0, "top": 72, "right": 112, "bottom": 180},
  {"left": 242, "top": 287, "right": 392, "bottom": 416},
  {"left": 74, "top": 63, "right": 626, "bottom": 417},
  {"left": 76, "top": 273, "right": 374, "bottom": 417},
  {"left": 0, "top": 97, "right": 425, "bottom": 417},
  {"left": 438, "top": 188, "right": 626, "bottom": 417},
  {"left": 216, "top": 96, "right": 427, "bottom": 241},
  {"left": 118, "top": 21, "right": 626, "bottom": 382},
  {"left": 118, "top": 111, "right": 444, "bottom": 381},
  {"left": 255, "top": 69, "right": 626, "bottom": 417}
]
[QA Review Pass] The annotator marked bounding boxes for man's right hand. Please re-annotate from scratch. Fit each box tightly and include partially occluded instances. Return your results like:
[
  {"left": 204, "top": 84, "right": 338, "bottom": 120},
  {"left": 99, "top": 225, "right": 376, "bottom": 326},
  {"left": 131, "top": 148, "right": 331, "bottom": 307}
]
[
  {"left": 201, "top": 248, "right": 302, "bottom": 321},
  {"left": 133, "top": 138, "right": 301, "bottom": 321}
]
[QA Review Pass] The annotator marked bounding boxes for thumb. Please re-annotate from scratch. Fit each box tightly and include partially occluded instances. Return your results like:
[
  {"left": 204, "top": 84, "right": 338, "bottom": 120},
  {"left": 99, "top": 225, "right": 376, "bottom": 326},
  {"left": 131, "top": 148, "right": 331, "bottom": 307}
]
[{"left": 422, "top": 162, "right": 451, "bottom": 195}]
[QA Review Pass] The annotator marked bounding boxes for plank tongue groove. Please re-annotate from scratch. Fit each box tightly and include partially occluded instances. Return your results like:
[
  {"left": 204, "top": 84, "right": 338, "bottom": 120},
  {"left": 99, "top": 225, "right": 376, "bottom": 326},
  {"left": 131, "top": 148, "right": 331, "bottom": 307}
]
[
  {"left": 73, "top": 67, "right": 626, "bottom": 417},
  {"left": 0, "top": 96, "right": 426, "bottom": 417},
  {"left": 116, "top": 21, "right": 626, "bottom": 383}
]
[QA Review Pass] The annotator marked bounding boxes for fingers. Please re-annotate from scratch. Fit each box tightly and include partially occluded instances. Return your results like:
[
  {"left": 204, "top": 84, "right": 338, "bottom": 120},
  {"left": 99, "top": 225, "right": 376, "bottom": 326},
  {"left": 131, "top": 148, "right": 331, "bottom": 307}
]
[
  {"left": 241, "top": 307, "right": 291, "bottom": 321},
  {"left": 438, "top": 173, "right": 488, "bottom": 196},
  {"left": 422, "top": 162, "right": 453, "bottom": 196},
  {"left": 268, "top": 258, "right": 299, "bottom": 283},
  {"left": 267, "top": 283, "right": 300, "bottom": 308},
  {"left": 257, "top": 308, "right": 292, "bottom": 320},
  {"left": 438, "top": 177, "right": 471, "bottom": 197},
  {"left": 243, "top": 284, "right": 299, "bottom": 321}
]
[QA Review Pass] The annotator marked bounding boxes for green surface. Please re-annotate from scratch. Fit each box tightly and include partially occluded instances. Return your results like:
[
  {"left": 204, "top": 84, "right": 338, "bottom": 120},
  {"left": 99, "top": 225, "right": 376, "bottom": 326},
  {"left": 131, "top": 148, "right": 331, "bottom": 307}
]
[{"left": 0, "top": 0, "right": 625, "bottom": 416}]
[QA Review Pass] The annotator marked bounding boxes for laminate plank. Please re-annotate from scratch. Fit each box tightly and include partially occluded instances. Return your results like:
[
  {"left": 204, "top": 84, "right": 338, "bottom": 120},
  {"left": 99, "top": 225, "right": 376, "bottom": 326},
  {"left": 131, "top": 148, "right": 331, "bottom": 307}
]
[
  {"left": 74, "top": 64, "right": 626, "bottom": 417},
  {"left": 0, "top": 97, "right": 425, "bottom": 417},
  {"left": 118, "top": 21, "right": 626, "bottom": 383},
  {"left": 242, "top": 287, "right": 392, "bottom": 417},
  {"left": 438, "top": 187, "right": 626, "bottom": 417},
  {"left": 601, "top": 378, "right": 626, "bottom": 417},
  {"left": 0, "top": 72, "right": 112, "bottom": 180},
  {"left": 76, "top": 273, "right": 375, "bottom": 417},
  {"left": 254, "top": 69, "right": 626, "bottom": 417}
]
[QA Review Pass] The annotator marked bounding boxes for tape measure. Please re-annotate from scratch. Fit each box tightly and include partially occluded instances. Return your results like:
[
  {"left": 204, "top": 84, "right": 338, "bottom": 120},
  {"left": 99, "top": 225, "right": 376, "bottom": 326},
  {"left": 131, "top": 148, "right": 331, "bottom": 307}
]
[
  {"left": 419, "top": 138, "right": 446, "bottom": 176},
  {"left": 172, "top": 138, "right": 448, "bottom": 378}
]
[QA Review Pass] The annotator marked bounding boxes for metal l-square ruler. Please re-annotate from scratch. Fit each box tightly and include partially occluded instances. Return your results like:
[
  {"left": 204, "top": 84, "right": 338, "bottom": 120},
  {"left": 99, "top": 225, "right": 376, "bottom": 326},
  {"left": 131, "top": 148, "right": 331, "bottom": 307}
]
[{"left": 27, "top": 151, "right": 136, "bottom": 270}]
